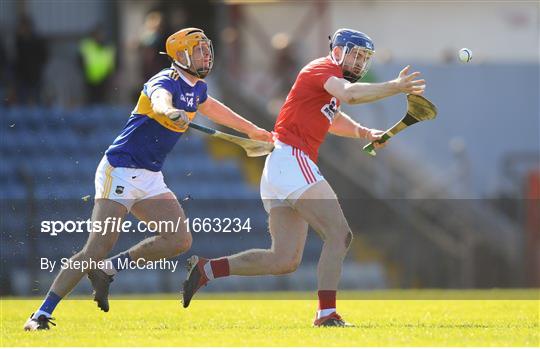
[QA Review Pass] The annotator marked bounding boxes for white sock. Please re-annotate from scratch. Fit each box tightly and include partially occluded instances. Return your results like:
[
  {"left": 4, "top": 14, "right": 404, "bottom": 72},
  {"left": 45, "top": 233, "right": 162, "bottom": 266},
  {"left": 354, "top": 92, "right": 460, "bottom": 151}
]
[
  {"left": 33, "top": 310, "right": 52, "bottom": 319},
  {"left": 101, "top": 259, "right": 117, "bottom": 276},
  {"left": 203, "top": 261, "right": 214, "bottom": 280},
  {"left": 317, "top": 308, "right": 336, "bottom": 319}
]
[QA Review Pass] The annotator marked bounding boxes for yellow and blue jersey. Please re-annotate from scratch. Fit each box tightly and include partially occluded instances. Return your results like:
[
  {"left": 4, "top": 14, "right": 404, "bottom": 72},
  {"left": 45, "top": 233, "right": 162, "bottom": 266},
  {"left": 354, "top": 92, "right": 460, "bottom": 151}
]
[{"left": 106, "top": 67, "right": 208, "bottom": 171}]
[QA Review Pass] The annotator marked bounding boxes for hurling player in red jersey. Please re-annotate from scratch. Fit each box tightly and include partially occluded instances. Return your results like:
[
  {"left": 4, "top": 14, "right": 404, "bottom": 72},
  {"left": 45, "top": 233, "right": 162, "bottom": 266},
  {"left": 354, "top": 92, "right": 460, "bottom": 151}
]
[{"left": 182, "top": 29, "right": 426, "bottom": 326}]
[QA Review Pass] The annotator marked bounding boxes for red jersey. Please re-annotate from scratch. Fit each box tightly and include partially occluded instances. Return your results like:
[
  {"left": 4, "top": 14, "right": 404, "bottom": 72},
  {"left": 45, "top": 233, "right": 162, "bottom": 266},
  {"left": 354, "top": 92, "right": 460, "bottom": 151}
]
[{"left": 274, "top": 56, "right": 343, "bottom": 163}]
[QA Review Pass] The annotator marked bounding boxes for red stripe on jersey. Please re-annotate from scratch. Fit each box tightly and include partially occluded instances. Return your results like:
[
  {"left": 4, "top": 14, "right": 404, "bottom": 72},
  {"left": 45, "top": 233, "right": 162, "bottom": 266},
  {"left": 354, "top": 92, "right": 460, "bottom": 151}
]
[{"left": 294, "top": 147, "right": 311, "bottom": 184}]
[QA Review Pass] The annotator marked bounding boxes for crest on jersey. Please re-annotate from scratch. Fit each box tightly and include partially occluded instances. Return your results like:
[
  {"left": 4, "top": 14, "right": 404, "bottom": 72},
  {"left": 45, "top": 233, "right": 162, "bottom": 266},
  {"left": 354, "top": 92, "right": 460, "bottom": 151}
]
[
  {"left": 321, "top": 97, "right": 339, "bottom": 123},
  {"left": 115, "top": 186, "right": 124, "bottom": 195}
]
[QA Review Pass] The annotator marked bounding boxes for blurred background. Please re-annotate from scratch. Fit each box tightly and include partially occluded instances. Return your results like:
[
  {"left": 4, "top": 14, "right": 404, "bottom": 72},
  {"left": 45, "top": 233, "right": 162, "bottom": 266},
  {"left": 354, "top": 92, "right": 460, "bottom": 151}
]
[{"left": 1, "top": 0, "right": 538, "bottom": 296}]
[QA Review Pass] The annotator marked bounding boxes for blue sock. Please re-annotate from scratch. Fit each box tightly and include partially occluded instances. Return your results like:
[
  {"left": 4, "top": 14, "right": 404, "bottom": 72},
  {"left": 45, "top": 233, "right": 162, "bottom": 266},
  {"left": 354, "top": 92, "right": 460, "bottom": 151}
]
[
  {"left": 109, "top": 251, "right": 132, "bottom": 272},
  {"left": 37, "top": 291, "right": 62, "bottom": 316}
]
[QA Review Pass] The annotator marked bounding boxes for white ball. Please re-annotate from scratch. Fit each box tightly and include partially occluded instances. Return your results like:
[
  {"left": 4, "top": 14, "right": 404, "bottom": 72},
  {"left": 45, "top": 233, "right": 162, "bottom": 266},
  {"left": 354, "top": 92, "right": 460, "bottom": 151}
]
[{"left": 458, "top": 48, "right": 472, "bottom": 63}]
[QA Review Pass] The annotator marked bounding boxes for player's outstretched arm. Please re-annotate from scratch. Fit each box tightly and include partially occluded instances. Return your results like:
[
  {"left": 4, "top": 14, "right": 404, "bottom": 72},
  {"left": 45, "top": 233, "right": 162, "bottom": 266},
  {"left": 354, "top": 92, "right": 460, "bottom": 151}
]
[
  {"left": 324, "top": 65, "right": 426, "bottom": 105},
  {"left": 329, "top": 111, "right": 386, "bottom": 148},
  {"left": 198, "top": 96, "right": 273, "bottom": 142},
  {"left": 151, "top": 88, "right": 190, "bottom": 127}
]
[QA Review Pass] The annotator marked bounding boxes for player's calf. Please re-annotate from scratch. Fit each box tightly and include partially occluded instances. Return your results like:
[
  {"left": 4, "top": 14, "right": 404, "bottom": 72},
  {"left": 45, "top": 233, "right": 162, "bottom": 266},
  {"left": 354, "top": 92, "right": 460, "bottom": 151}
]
[{"left": 81, "top": 236, "right": 117, "bottom": 261}]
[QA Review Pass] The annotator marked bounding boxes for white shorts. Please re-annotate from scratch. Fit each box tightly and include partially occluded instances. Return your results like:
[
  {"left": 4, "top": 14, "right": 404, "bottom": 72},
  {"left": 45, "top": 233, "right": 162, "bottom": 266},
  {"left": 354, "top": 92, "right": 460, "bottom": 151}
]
[
  {"left": 94, "top": 156, "right": 172, "bottom": 210},
  {"left": 260, "top": 140, "right": 325, "bottom": 213}
]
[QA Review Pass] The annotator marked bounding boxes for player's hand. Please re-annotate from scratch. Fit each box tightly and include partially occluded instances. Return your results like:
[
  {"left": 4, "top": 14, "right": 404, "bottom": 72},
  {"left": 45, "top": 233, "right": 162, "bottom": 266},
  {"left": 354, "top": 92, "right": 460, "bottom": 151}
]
[
  {"left": 367, "top": 129, "right": 387, "bottom": 149},
  {"left": 248, "top": 127, "right": 273, "bottom": 142},
  {"left": 393, "top": 65, "right": 426, "bottom": 95},
  {"left": 166, "top": 108, "right": 190, "bottom": 128}
]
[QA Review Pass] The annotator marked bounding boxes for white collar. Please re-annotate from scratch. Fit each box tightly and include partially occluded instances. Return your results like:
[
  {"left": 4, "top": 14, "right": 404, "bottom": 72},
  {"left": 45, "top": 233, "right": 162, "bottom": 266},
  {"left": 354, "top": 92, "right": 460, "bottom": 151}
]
[{"left": 171, "top": 64, "right": 197, "bottom": 87}]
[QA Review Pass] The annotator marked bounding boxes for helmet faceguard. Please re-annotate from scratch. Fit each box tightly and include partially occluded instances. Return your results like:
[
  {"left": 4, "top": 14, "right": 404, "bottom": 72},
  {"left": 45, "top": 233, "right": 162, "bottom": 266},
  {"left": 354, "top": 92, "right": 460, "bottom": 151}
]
[
  {"left": 330, "top": 29, "right": 375, "bottom": 83},
  {"left": 183, "top": 39, "right": 213, "bottom": 78},
  {"left": 163, "top": 28, "right": 214, "bottom": 79},
  {"left": 340, "top": 45, "right": 374, "bottom": 83}
]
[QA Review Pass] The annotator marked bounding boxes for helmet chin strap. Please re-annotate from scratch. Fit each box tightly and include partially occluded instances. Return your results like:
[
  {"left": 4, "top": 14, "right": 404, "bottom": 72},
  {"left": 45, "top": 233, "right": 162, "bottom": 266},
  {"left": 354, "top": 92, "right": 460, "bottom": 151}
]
[
  {"left": 173, "top": 49, "right": 191, "bottom": 70},
  {"left": 332, "top": 47, "right": 359, "bottom": 82}
]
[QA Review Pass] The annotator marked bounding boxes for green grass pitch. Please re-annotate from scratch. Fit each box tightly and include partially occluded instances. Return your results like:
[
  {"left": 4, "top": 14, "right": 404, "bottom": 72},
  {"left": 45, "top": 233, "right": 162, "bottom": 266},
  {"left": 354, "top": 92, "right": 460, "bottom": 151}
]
[{"left": 1, "top": 290, "right": 538, "bottom": 346}]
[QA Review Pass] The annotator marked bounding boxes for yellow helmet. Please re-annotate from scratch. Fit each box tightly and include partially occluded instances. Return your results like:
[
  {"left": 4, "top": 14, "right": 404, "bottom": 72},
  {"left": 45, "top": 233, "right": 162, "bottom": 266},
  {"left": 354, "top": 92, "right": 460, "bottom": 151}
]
[{"left": 163, "top": 28, "right": 213, "bottom": 78}]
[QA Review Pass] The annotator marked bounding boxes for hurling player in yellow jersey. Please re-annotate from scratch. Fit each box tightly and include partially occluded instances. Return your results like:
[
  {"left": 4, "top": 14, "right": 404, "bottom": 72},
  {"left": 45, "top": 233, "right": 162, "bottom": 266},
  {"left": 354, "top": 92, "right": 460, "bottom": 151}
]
[{"left": 24, "top": 28, "right": 272, "bottom": 331}]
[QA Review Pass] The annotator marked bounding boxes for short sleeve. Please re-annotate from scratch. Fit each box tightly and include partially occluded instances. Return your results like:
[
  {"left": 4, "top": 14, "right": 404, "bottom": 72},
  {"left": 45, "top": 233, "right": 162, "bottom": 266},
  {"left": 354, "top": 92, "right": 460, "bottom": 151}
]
[
  {"left": 198, "top": 82, "right": 208, "bottom": 105},
  {"left": 145, "top": 74, "right": 177, "bottom": 98}
]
